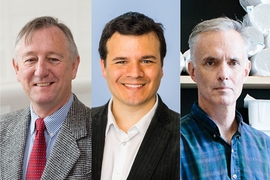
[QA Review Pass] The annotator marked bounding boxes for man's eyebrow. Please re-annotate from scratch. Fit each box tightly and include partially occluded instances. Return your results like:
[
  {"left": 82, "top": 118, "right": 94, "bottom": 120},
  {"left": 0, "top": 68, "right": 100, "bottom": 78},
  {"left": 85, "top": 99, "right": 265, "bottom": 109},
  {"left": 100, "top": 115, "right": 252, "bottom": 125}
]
[
  {"left": 112, "top": 56, "right": 127, "bottom": 61},
  {"left": 202, "top": 56, "right": 217, "bottom": 62},
  {"left": 202, "top": 56, "right": 241, "bottom": 62},
  {"left": 111, "top": 55, "right": 157, "bottom": 61},
  {"left": 141, "top": 55, "right": 157, "bottom": 60},
  {"left": 21, "top": 51, "right": 35, "bottom": 57},
  {"left": 22, "top": 51, "right": 64, "bottom": 58},
  {"left": 47, "top": 51, "right": 64, "bottom": 58}
]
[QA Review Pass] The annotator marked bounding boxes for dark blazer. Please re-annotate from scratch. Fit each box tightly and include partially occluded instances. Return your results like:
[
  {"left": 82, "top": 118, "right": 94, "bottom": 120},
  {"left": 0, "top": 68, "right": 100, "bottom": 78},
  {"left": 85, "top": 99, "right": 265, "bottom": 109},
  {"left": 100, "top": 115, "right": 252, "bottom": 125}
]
[
  {"left": 0, "top": 94, "right": 92, "bottom": 180},
  {"left": 92, "top": 95, "right": 180, "bottom": 180}
]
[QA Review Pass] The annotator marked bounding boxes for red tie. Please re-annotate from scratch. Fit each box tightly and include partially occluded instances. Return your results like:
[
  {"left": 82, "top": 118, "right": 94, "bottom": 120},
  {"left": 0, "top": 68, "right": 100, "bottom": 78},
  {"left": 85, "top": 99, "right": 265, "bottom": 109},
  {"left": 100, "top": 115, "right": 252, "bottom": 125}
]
[{"left": 26, "top": 118, "right": 47, "bottom": 179}]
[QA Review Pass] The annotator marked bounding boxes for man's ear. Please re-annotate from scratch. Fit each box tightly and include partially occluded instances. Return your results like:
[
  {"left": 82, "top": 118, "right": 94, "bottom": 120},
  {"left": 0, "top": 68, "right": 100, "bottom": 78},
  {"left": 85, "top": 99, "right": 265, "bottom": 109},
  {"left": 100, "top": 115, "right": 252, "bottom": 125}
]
[
  {"left": 188, "top": 61, "right": 197, "bottom": 82},
  {"left": 100, "top": 59, "right": 106, "bottom": 78},
  {"left": 12, "top": 58, "right": 20, "bottom": 82},
  {"left": 243, "top": 60, "right": 251, "bottom": 82},
  {"left": 245, "top": 60, "right": 251, "bottom": 77},
  {"left": 72, "top": 56, "right": 80, "bottom": 80}
]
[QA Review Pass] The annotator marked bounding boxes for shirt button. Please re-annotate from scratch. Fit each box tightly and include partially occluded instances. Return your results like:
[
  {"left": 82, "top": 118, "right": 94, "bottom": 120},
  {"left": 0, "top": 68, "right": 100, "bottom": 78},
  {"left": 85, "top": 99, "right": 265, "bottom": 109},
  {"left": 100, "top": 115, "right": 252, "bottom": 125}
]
[
  {"left": 231, "top": 149, "right": 234, "bottom": 153},
  {"left": 213, "top": 134, "right": 217, "bottom": 138},
  {"left": 123, "top": 142, "right": 126, "bottom": 146},
  {"left": 232, "top": 174, "right": 237, "bottom": 179}
]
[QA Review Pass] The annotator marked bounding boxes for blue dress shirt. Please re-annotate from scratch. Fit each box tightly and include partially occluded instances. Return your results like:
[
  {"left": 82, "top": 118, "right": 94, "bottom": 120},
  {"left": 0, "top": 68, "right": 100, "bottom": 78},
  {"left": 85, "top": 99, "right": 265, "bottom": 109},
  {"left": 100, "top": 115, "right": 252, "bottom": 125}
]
[
  {"left": 181, "top": 102, "right": 270, "bottom": 180},
  {"left": 22, "top": 94, "right": 74, "bottom": 180}
]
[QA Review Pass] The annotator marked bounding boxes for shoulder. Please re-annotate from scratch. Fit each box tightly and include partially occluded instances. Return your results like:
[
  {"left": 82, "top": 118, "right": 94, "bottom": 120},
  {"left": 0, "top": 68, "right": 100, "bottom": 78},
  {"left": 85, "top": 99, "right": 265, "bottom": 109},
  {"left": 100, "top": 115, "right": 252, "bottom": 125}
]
[
  {"left": 64, "top": 95, "right": 91, "bottom": 132},
  {"left": 167, "top": 108, "right": 180, "bottom": 120},
  {"left": 156, "top": 95, "right": 180, "bottom": 120},
  {"left": 70, "top": 94, "right": 91, "bottom": 115},
  {"left": 163, "top": 107, "right": 180, "bottom": 130},
  {"left": 180, "top": 113, "right": 192, "bottom": 123},
  {"left": 153, "top": 98, "right": 180, "bottom": 138},
  {"left": 180, "top": 113, "right": 207, "bottom": 146},
  {"left": 180, "top": 113, "right": 194, "bottom": 132},
  {"left": 0, "top": 108, "right": 29, "bottom": 125},
  {"left": 241, "top": 122, "right": 270, "bottom": 145},
  {"left": 0, "top": 108, "right": 30, "bottom": 137},
  {"left": 91, "top": 103, "right": 109, "bottom": 132},
  {"left": 92, "top": 103, "right": 108, "bottom": 120}
]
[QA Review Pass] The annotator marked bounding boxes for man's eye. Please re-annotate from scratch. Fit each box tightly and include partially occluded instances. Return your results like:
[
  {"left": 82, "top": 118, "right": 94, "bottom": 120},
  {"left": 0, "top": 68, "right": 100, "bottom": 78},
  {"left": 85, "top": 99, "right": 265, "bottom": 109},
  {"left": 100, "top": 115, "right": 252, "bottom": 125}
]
[
  {"left": 25, "top": 58, "right": 36, "bottom": 63},
  {"left": 116, "top": 61, "right": 126, "bottom": 64},
  {"left": 206, "top": 61, "right": 214, "bottom": 66},
  {"left": 142, "top": 60, "right": 152, "bottom": 64},
  {"left": 49, "top": 58, "right": 59, "bottom": 62},
  {"left": 230, "top": 61, "right": 238, "bottom": 66}
]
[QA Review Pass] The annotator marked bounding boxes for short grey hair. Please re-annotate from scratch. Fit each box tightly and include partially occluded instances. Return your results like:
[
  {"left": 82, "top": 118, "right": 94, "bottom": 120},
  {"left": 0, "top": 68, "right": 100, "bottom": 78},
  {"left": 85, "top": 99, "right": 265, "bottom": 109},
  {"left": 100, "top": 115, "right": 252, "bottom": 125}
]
[
  {"left": 14, "top": 16, "right": 79, "bottom": 61},
  {"left": 188, "top": 17, "right": 251, "bottom": 65}
]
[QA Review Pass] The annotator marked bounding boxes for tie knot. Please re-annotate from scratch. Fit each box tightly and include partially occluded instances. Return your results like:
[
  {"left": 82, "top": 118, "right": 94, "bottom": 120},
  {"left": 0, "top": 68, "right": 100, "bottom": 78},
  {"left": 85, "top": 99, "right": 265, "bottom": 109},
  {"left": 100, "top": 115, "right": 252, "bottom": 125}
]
[{"left": 36, "top": 118, "right": 46, "bottom": 132}]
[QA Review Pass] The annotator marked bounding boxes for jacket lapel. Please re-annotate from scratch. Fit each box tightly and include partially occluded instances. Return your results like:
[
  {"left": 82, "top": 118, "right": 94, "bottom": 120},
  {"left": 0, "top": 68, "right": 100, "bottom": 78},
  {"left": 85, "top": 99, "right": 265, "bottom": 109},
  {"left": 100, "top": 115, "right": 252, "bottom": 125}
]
[
  {"left": 0, "top": 108, "right": 30, "bottom": 179},
  {"left": 92, "top": 104, "right": 108, "bottom": 180},
  {"left": 42, "top": 121, "right": 81, "bottom": 179},
  {"left": 127, "top": 97, "right": 172, "bottom": 180},
  {"left": 42, "top": 97, "right": 88, "bottom": 179}
]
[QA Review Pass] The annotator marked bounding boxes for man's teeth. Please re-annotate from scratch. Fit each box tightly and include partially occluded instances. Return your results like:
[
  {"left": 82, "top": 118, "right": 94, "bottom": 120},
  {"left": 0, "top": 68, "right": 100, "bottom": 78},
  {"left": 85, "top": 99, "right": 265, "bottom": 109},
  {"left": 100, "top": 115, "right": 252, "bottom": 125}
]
[
  {"left": 36, "top": 83, "right": 50, "bottom": 87},
  {"left": 125, "top": 84, "right": 143, "bottom": 88}
]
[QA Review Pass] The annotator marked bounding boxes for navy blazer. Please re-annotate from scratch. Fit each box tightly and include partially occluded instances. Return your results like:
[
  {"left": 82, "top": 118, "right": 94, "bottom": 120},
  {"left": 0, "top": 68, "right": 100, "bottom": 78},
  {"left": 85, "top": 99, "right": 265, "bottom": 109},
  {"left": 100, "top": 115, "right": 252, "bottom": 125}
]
[{"left": 92, "top": 95, "right": 180, "bottom": 180}]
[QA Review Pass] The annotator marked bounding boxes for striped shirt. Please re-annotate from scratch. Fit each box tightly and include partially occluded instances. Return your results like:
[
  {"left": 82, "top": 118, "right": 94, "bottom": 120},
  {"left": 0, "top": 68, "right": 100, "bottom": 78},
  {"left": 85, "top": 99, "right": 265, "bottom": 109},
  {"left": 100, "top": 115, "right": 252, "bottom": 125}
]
[{"left": 181, "top": 102, "right": 270, "bottom": 180}]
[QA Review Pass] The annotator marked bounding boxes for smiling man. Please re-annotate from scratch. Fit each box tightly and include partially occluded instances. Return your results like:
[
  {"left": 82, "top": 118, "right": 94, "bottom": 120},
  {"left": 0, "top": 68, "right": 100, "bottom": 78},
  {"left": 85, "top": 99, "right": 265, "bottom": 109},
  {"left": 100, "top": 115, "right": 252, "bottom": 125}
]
[
  {"left": 180, "top": 17, "right": 270, "bottom": 179},
  {"left": 0, "top": 16, "right": 91, "bottom": 179},
  {"left": 92, "top": 12, "right": 180, "bottom": 180}
]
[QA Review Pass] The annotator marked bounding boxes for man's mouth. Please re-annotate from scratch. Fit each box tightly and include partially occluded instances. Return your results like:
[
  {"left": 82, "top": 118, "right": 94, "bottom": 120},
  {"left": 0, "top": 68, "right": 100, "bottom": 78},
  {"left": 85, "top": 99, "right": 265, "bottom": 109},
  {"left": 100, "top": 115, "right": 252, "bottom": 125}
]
[
  {"left": 36, "top": 82, "right": 52, "bottom": 87},
  {"left": 124, "top": 84, "right": 144, "bottom": 88}
]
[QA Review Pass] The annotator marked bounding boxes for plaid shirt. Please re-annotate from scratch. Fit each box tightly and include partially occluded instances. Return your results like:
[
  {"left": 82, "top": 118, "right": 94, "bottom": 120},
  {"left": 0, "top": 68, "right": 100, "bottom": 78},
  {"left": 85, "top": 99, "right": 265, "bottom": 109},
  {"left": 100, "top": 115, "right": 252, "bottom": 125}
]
[{"left": 181, "top": 102, "right": 270, "bottom": 180}]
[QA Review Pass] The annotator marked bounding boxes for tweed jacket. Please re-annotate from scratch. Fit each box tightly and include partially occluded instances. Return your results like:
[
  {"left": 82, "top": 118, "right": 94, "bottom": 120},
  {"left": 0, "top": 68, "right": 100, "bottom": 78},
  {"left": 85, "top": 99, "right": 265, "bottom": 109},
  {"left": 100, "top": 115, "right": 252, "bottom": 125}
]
[
  {"left": 92, "top": 95, "right": 180, "bottom": 180},
  {"left": 0, "top": 94, "right": 92, "bottom": 180}
]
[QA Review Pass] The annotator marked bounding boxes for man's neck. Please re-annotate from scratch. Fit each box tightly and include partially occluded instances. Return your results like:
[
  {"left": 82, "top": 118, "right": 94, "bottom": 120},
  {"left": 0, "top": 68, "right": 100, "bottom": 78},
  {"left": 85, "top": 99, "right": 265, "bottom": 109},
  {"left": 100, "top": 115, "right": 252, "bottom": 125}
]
[
  {"left": 32, "top": 94, "right": 72, "bottom": 118},
  {"left": 200, "top": 102, "right": 238, "bottom": 144},
  {"left": 111, "top": 98, "right": 156, "bottom": 133}
]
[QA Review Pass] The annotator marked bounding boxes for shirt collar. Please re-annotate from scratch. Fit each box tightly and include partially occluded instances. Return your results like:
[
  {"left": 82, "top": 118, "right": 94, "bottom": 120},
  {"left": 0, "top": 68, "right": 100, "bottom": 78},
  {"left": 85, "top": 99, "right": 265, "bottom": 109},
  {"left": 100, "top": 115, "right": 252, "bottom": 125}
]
[
  {"left": 235, "top": 110, "right": 243, "bottom": 136},
  {"left": 105, "top": 95, "right": 159, "bottom": 137},
  {"left": 30, "top": 94, "right": 74, "bottom": 137},
  {"left": 191, "top": 101, "right": 244, "bottom": 137}
]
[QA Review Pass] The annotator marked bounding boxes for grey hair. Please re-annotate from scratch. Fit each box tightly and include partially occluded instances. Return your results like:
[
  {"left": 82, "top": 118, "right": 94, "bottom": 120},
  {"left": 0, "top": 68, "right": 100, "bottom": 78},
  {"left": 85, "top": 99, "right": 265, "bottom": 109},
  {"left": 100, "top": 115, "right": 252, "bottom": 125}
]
[
  {"left": 14, "top": 16, "right": 79, "bottom": 61},
  {"left": 188, "top": 17, "right": 251, "bottom": 66}
]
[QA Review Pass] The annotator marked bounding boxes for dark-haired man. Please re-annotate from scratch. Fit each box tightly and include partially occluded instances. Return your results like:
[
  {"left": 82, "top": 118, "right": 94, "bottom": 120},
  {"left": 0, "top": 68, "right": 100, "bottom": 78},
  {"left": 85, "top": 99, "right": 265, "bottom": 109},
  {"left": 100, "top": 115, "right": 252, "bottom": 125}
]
[{"left": 92, "top": 12, "right": 180, "bottom": 180}]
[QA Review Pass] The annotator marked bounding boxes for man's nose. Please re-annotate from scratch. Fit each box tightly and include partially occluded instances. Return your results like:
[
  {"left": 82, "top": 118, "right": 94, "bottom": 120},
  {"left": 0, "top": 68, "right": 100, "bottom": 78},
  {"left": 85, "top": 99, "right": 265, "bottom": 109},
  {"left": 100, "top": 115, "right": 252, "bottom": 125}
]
[
  {"left": 126, "top": 62, "right": 144, "bottom": 78},
  {"left": 34, "top": 59, "right": 49, "bottom": 77}
]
